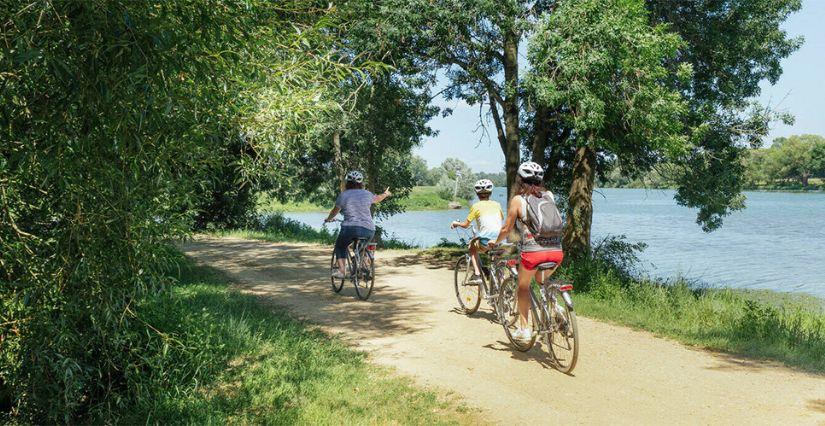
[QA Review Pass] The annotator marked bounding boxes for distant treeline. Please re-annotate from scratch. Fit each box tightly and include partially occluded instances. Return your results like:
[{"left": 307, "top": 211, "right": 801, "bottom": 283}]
[
  {"left": 600, "top": 134, "right": 825, "bottom": 190},
  {"left": 410, "top": 156, "right": 506, "bottom": 200}
]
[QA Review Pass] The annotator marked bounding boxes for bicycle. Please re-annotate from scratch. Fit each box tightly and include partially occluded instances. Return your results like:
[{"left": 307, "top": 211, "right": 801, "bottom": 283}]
[
  {"left": 327, "top": 220, "right": 377, "bottom": 301},
  {"left": 496, "top": 261, "right": 579, "bottom": 374},
  {"left": 452, "top": 226, "right": 518, "bottom": 324}
]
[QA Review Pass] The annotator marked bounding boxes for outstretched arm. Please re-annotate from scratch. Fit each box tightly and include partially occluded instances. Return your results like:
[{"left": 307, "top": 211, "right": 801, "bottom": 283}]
[
  {"left": 324, "top": 206, "right": 341, "bottom": 223},
  {"left": 373, "top": 187, "right": 392, "bottom": 204}
]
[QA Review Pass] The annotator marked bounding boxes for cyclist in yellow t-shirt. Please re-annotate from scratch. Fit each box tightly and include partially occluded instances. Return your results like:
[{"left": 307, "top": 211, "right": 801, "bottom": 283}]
[{"left": 450, "top": 179, "right": 503, "bottom": 284}]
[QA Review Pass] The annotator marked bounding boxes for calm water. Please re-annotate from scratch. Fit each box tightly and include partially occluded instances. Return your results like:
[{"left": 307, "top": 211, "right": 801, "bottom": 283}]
[{"left": 284, "top": 188, "right": 825, "bottom": 298}]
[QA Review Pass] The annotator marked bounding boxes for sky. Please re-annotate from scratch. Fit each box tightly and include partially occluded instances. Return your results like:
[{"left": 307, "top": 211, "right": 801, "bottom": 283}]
[{"left": 414, "top": 1, "right": 825, "bottom": 173}]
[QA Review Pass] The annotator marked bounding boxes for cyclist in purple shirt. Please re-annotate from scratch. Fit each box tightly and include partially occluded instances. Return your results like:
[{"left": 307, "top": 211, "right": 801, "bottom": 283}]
[{"left": 324, "top": 170, "right": 391, "bottom": 279}]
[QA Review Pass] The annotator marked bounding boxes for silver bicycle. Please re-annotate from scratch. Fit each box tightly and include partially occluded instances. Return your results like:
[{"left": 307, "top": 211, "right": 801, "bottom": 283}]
[{"left": 497, "top": 261, "right": 579, "bottom": 374}]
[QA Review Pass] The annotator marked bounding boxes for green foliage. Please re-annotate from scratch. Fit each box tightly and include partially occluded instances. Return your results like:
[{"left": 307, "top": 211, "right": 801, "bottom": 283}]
[
  {"left": 647, "top": 0, "right": 803, "bottom": 230},
  {"left": 270, "top": 76, "right": 438, "bottom": 219},
  {"left": 528, "top": 0, "right": 689, "bottom": 158},
  {"left": 434, "top": 158, "right": 476, "bottom": 201},
  {"left": 114, "top": 261, "right": 474, "bottom": 424},
  {"left": 765, "top": 135, "right": 825, "bottom": 186},
  {"left": 0, "top": 1, "right": 366, "bottom": 421},
  {"left": 474, "top": 171, "right": 506, "bottom": 187},
  {"left": 410, "top": 155, "right": 431, "bottom": 186}
]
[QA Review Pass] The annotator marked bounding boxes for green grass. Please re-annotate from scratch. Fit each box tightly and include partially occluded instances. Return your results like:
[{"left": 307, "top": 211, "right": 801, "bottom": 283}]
[
  {"left": 121, "top": 261, "right": 476, "bottom": 424},
  {"left": 560, "top": 260, "right": 825, "bottom": 373}
]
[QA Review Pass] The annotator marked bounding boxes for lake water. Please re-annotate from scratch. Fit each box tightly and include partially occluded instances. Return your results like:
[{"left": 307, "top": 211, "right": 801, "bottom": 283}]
[{"left": 283, "top": 188, "right": 825, "bottom": 298}]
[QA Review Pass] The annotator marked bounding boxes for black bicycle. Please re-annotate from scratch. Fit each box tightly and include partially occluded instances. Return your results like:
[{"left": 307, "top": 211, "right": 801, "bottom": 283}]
[{"left": 328, "top": 221, "right": 377, "bottom": 300}]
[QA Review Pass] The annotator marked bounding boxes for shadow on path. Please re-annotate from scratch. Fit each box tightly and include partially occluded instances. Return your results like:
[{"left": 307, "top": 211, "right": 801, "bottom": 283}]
[{"left": 181, "top": 239, "right": 434, "bottom": 340}]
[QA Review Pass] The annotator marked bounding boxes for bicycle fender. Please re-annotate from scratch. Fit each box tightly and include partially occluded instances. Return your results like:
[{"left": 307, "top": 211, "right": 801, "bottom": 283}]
[{"left": 561, "top": 291, "right": 574, "bottom": 309}]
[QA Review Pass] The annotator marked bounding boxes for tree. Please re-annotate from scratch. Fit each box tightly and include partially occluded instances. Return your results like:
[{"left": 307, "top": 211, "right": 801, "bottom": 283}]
[
  {"left": 528, "top": 0, "right": 689, "bottom": 259},
  {"left": 410, "top": 155, "right": 430, "bottom": 186},
  {"left": 435, "top": 158, "right": 476, "bottom": 201},
  {"left": 475, "top": 171, "right": 507, "bottom": 187},
  {"left": 351, "top": 0, "right": 558, "bottom": 197},
  {"left": 267, "top": 75, "right": 437, "bottom": 218},
  {"left": 0, "top": 1, "right": 369, "bottom": 420},
  {"left": 646, "top": 0, "right": 802, "bottom": 230},
  {"left": 526, "top": 0, "right": 801, "bottom": 258},
  {"left": 766, "top": 135, "right": 825, "bottom": 186}
]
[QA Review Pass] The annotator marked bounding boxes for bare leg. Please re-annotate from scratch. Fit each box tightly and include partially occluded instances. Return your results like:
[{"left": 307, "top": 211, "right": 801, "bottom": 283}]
[
  {"left": 337, "top": 258, "right": 346, "bottom": 275},
  {"left": 468, "top": 243, "right": 481, "bottom": 275},
  {"left": 517, "top": 265, "right": 537, "bottom": 329}
]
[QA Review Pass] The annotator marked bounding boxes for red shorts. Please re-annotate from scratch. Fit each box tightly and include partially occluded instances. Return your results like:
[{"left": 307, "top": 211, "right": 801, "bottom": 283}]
[{"left": 520, "top": 250, "right": 564, "bottom": 271}]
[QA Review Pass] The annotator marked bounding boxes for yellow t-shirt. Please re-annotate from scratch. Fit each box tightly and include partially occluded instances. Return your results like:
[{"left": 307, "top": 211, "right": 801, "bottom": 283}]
[{"left": 466, "top": 200, "right": 504, "bottom": 240}]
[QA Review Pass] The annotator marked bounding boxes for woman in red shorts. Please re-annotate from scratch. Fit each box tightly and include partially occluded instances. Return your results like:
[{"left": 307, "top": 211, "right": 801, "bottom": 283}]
[{"left": 488, "top": 161, "right": 563, "bottom": 342}]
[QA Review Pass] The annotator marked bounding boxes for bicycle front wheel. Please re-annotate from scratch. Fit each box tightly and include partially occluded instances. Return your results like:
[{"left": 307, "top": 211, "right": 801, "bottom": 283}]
[
  {"left": 330, "top": 252, "right": 344, "bottom": 293},
  {"left": 454, "top": 255, "right": 481, "bottom": 314},
  {"left": 546, "top": 294, "right": 579, "bottom": 374},
  {"left": 354, "top": 251, "right": 375, "bottom": 301}
]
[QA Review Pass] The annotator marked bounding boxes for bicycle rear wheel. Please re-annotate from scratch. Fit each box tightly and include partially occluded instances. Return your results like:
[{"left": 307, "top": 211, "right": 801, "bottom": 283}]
[
  {"left": 330, "top": 252, "right": 344, "bottom": 293},
  {"left": 546, "top": 293, "right": 579, "bottom": 374},
  {"left": 354, "top": 249, "right": 375, "bottom": 301},
  {"left": 497, "top": 277, "right": 537, "bottom": 351},
  {"left": 454, "top": 255, "right": 481, "bottom": 314}
]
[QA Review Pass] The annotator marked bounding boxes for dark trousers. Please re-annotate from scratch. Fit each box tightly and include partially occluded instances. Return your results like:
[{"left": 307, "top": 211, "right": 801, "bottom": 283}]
[{"left": 334, "top": 226, "right": 375, "bottom": 259}]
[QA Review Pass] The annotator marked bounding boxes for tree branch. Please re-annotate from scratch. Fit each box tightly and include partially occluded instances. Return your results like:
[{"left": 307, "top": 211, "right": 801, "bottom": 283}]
[{"left": 488, "top": 95, "right": 508, "bottom": 152}]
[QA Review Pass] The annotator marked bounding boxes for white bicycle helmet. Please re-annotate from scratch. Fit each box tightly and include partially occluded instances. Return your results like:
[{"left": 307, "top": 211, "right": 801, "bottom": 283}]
[
  {"left": 345, "top": 170, "right": 364, "bottom": 183},
  {"left": 474, "top": 179, "right": 494, "bottom": 193},
  {"left": 517, "top": 161, "right": 544, "bottom": 182}
]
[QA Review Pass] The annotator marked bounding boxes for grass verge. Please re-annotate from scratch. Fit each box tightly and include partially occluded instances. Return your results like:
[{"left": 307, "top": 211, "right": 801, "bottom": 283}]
[{"left": 122, "top": 260, "right": 476, "bottom": 424}]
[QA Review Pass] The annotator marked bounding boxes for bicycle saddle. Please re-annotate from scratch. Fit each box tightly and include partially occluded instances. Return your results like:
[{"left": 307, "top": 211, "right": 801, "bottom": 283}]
[{"left": 536, "top": 262, "right": 558, "bottom": 270}]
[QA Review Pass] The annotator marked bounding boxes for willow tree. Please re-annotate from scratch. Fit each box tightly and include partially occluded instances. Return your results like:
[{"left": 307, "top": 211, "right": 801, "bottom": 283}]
[
  {"left": 528, "top": 0, "right": 690, "bottom": 259},
  {"left": 0, "top": 1, "right": 366, "bottom": 421}
]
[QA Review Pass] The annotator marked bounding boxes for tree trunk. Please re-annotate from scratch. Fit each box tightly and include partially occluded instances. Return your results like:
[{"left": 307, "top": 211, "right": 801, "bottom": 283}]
[
  {"left": 563, "top": 144, "right": 597, "bottom": 261},
  {"left": 801, "top": 172, "right": 809, "bottom": 187},
  {"left": 531, "top": 105, "right": 551, "bottom": 165},
  {"left": 503, "top": 29, "right": 520, "bottom": 199},
  {"left": 333, "top": 130, "right": 345, "bottom": 191}
]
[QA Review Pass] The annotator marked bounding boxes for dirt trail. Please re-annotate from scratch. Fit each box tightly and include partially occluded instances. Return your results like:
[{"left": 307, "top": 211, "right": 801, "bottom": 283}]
[{"left": 181, "top": 237, "right": 825, "bottom": 425}]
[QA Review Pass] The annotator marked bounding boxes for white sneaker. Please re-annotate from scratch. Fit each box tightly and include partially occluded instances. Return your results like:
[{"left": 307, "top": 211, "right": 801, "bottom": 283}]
[
  {"left": 513, "top": 327, "right": 532, "bottom": 342},
  {"left": 331, "top": 270, "right": 346, "bottom": 279}
]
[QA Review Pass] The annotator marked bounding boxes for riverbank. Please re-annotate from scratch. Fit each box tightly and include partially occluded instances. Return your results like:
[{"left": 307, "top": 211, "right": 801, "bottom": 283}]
[
  {"left": 257, "top": 186, "right": 469, "bottom": 213},
  {"left": 225, "top": 217, "right": 825, "bottom": 373},
  {"left": 118, "top": 257, "right": 475, "bottom": 424}
]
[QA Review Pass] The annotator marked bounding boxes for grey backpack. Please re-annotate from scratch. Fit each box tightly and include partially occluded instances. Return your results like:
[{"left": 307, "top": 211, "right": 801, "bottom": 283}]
[{"left": 523, "top": 192, "right": 564, "bottom": 238}]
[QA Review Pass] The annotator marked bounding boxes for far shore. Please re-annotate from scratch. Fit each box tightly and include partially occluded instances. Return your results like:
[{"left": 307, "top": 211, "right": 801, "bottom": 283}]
[{"left": 259, "top": 185, "right": 825, "bottom": 214}]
